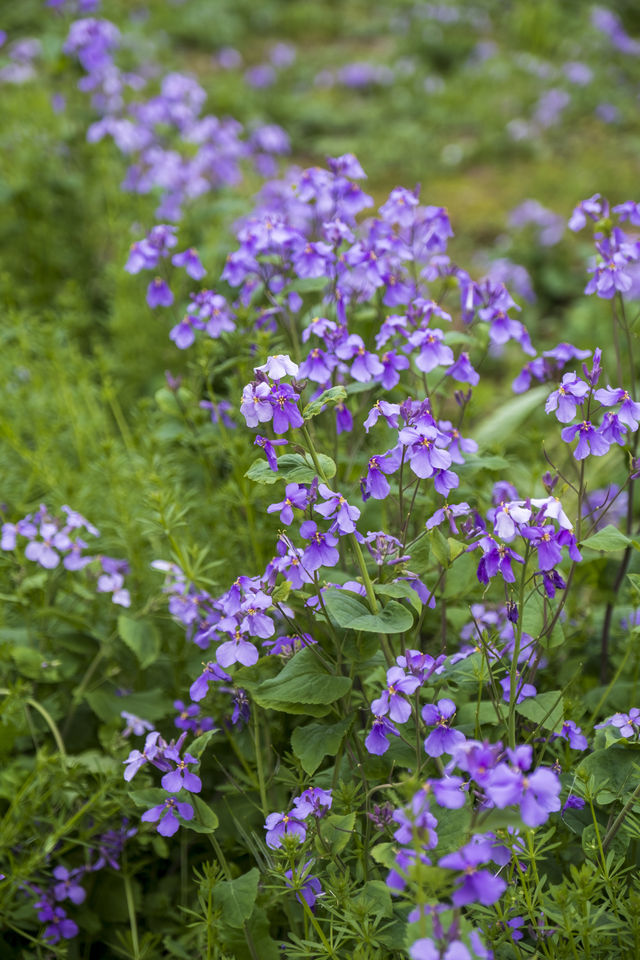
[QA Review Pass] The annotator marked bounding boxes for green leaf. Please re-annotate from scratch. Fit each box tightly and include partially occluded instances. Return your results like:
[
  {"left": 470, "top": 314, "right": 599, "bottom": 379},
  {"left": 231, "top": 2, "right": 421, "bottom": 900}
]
[
  {"left": 245, "top": 452, "right": 336, "bottom": 486},
  {"left": 521, "top": 589, "right": 545, "bottom": 640},
  {"left": 350, "top": 600, "right": 414, "bottom": 633},
  {"left": 317, "top": 812, "right": 355, "bottom": 855},
  {"left": 371, "top": 843, "right": 397, "bottom": 870},
  {"left": 185, "top": 795, "right": 219, "bottom": 834},
  {"left": 253, "top": 646, "right": 351, "bottom": 712},
  {"left": 515, "top": 691, "right": 564, "bottom": 733},
  {"left": 353, "top": 880, "right": 393, "bottom": 918},
  {"left": 302, "top": 385, "right": 347, "bottom": 420},
  {"left": 188, "top": 728, "right": 217, "bottom": 760},
  {"left": 373, "top": 581, "right": 422, "bottom": 613},
  {"left": 117, "top": 615, "right": 161, "bottom": 669},
  {"left": 322, "top": 588, "right": 370, "bottom": 627},
  {"left": 129, "top": 788, "right": 167, "bottom": 808},
  {"left": 473, "top": 385, "right": 548, "bottom": 450},
  {"left": 85, "top": 687, "right": 168, "bottom": 723},
  {"left": 212, "top": 868, "right": 259, "bottom": 927},
  {"left": 291, "top": 717, "right": 352, "bottom": 775},
  {"left": 580, "top": 525, "right": 631, "bottom": 553},
  {"left": 577, "top": 746, "right": 640, "bottom": 804}
]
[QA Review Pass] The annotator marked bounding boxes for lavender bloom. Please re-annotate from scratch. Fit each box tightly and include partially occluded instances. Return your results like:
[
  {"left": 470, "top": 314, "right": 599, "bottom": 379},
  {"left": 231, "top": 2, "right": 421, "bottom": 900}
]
[
  {"left": 299, "top": 521, "right": 340, "bottom": 571},
  {"left": 256, "top": 354, "right": 299, "bottom": 380},
  {"left": 422, "top": 699, "right": 466, "bottom": 757},
  {"left": 267, "top": 484, "right": 309, "bottom": 524},
  {"left": 36, "top": 902, "right": 79, "bottom": 944},
  {"left": 545, "top": 373, "right": 590, "bottom": 422},
  {"left": 172, "top": 248, "right": 206, "bottom": 280},
  {"left": 269, "top": 383, "right": 304, "bottom": 433},
  {"left": 160, "top": 747, "right": 202, "bottom": 793},
  {"left": 264, "top": 811, "right": 307, "bottom": 848},
  {"left": 561, "top": 420, "right": 611, "bottom": 459},
  {"left": 284, "top": 863, "right": 322, "bottom": 909},
  {"left": 146, "top": 277, "right": 174, "bottom": 308},
  {"left": 439, "top": 836, "right": 507, "bottom": 906},
  {"left": 292, "top": 787, "right": 333, "bottom": 818},
  {"left": 216, "top": 631, "right": 259, "bottom": 668},
  {"left": 52, "top": 867, "right": 86, "bottom": 905},
  {"left": 363, "top": 400, "right": 401, "bottom": 433},
  {"left": 365, "top": 714, "right": 400, "bottom": 755},
  {"left": 371, "top": 667, "right": 421, "bottom": 724},
  {"left": 399, "top": 425, "right": 452, "bottom": 479},
  {"left": 499, "top": 672, "right": 536, "bottom": 703},
  {"left": 241, "top": 382, "right": 273, "bottom": 427},
  {"left": 24, "top": 522, "right": 71, "bottom": 569},
  {"left": 362, "top": 447, "right": 402, "bottom": 500},
  {"left": 314, "top": 484, "right": 361, "bottom": 534},
  {"left": 123, "top": 731, "right": 161, "bottom": 781},
  {"left": 595, "top": 708, "right": 640, "bottom": 739},
  {"left": 254, "top": 434, "right": 287, "bottom": 471},
  {"left": 554, "top": 720, "right": 588, "bottom": 750},
  {"left": 595, "top": 386, "right": 640, "bottom": 429},
  {"left": 120, "top": 711, "right": 154, "bottom": 738},
  {"left": 141, "top": 797, "right": 194, "bottom": 837},
  {"left": 190, "top": 661, "right": 231, "bottom": 702}
]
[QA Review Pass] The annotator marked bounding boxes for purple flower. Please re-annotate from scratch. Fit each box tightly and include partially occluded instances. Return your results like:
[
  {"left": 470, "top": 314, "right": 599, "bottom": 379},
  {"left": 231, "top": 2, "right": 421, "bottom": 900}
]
[
  {"left": 172, "top": 248, "right": 206, "bottom": 280},
  {"left": 256, "top": 354, "right": 299, "bottom": 380},
  {"left": 141, "top": 797, "right": 194, "bottom": 836},
  {"left": 123, "top": 731, "right": 161, "bottom": 782},
  {"left": 216, "top": 632, "right": 259, "bottom": 668},
  {"left": 439, "top": 836, "right": 507, "bottom": 906},
  {"left": 314, "top": 484, "right": 361, "bottom": 534},
  {"left": 371, "top": 666, "right": 421, "bottom": 723},
  {"left": 160, "top": 747, "right": 202, "bottom": 793},
  {"left": 269, "top": 383, "right": 304, "bottom": 434},
  {"left": 268, "top": 484, "right": 309, "bottom": 524},
  {"left": 561, "top": 420, "right": 611, "bottom": 459},
  {"left": 554, "top": 720, "right": 588, "bottom": 750},
  {"left": 365, "top": 714, "right": 400, "bottom": 755},
  {"left": 422, "top": 699, "right": 466, "bottom": 757},
  {"left": 399, "top": 425, "right": 452, "bottom": 479},
  {"left": 292, "top": 787, "right": 333, "bottom": 818},
  {"left": 300, "top": 521, "right": 340, "bottom": 571},
  {"left": 254, "top": 434, "right": 288, "bottom": 471},
  {"left": 264, "top": 811, "right": 307, "bottom": 848},
  {"left": 52, "top": 866, "right": 86, "bottom": 905},
  {"left": 146, "top": 277, "right": 174, "bottom": 308},
  {"left": 190, "top": 661, "right": 231, "bottom": 702},
  {"left": 284, "top": 863, "right": 322, "bottom": 909},
  {"left": 545, "top": 373, "right": 590, "bottom": 423}
]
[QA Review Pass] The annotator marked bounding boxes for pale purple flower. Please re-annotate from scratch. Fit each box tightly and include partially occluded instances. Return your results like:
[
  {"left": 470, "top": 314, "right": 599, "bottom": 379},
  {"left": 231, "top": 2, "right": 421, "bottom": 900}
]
[{"left": 141, "top": 797, "right": 194, "bottom": 836}]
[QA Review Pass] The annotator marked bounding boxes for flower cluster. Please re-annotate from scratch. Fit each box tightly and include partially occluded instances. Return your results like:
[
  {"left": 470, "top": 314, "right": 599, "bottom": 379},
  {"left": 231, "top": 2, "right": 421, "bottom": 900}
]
[
  {"left": 1, "top": 504, "right": 131, "bottom": 606},
  {"left": 264, "top": 787, "right": 332, "bottom": 849}
]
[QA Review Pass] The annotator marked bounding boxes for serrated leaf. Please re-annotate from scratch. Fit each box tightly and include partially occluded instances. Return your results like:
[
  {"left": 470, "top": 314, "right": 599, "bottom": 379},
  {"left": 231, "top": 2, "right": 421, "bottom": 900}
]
[
  {"left": 303, "top": 385, "right": 347, "bottom": 420},
  {"left": 245, "top": 453, "right": 336, "bottom": 486},
  {"left": 580, "top": 525, "right": 631, "bottom": 553},
  {"left": 291, "top": 717, "right": 352, "bottom": 775},
  {"left": 212, "top": 868, "right": 259, "bottom": 927},
  {"left": 117, "top": 616, "right": 160, "bottom": 669}
]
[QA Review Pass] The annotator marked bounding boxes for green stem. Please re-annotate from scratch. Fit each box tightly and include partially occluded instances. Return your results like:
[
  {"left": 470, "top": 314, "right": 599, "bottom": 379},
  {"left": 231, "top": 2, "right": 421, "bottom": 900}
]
[
  {"left": 0, "top": 689, "right": 67, "bottom": 759},
  {"left": 123, "top": 871, "right": 140, "bottom": 960},
  {"left": 507, "top": 546, "right": 530, "bottom": 750},
  {"left": 253, "top": 707, "right": 269, "bottom": 815}
]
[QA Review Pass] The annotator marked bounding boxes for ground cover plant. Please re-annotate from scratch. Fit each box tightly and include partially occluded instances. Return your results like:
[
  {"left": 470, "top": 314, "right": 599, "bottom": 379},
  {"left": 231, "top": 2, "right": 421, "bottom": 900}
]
[{"left": 3, "top": 1, "right": 640, "bottom": 958}]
